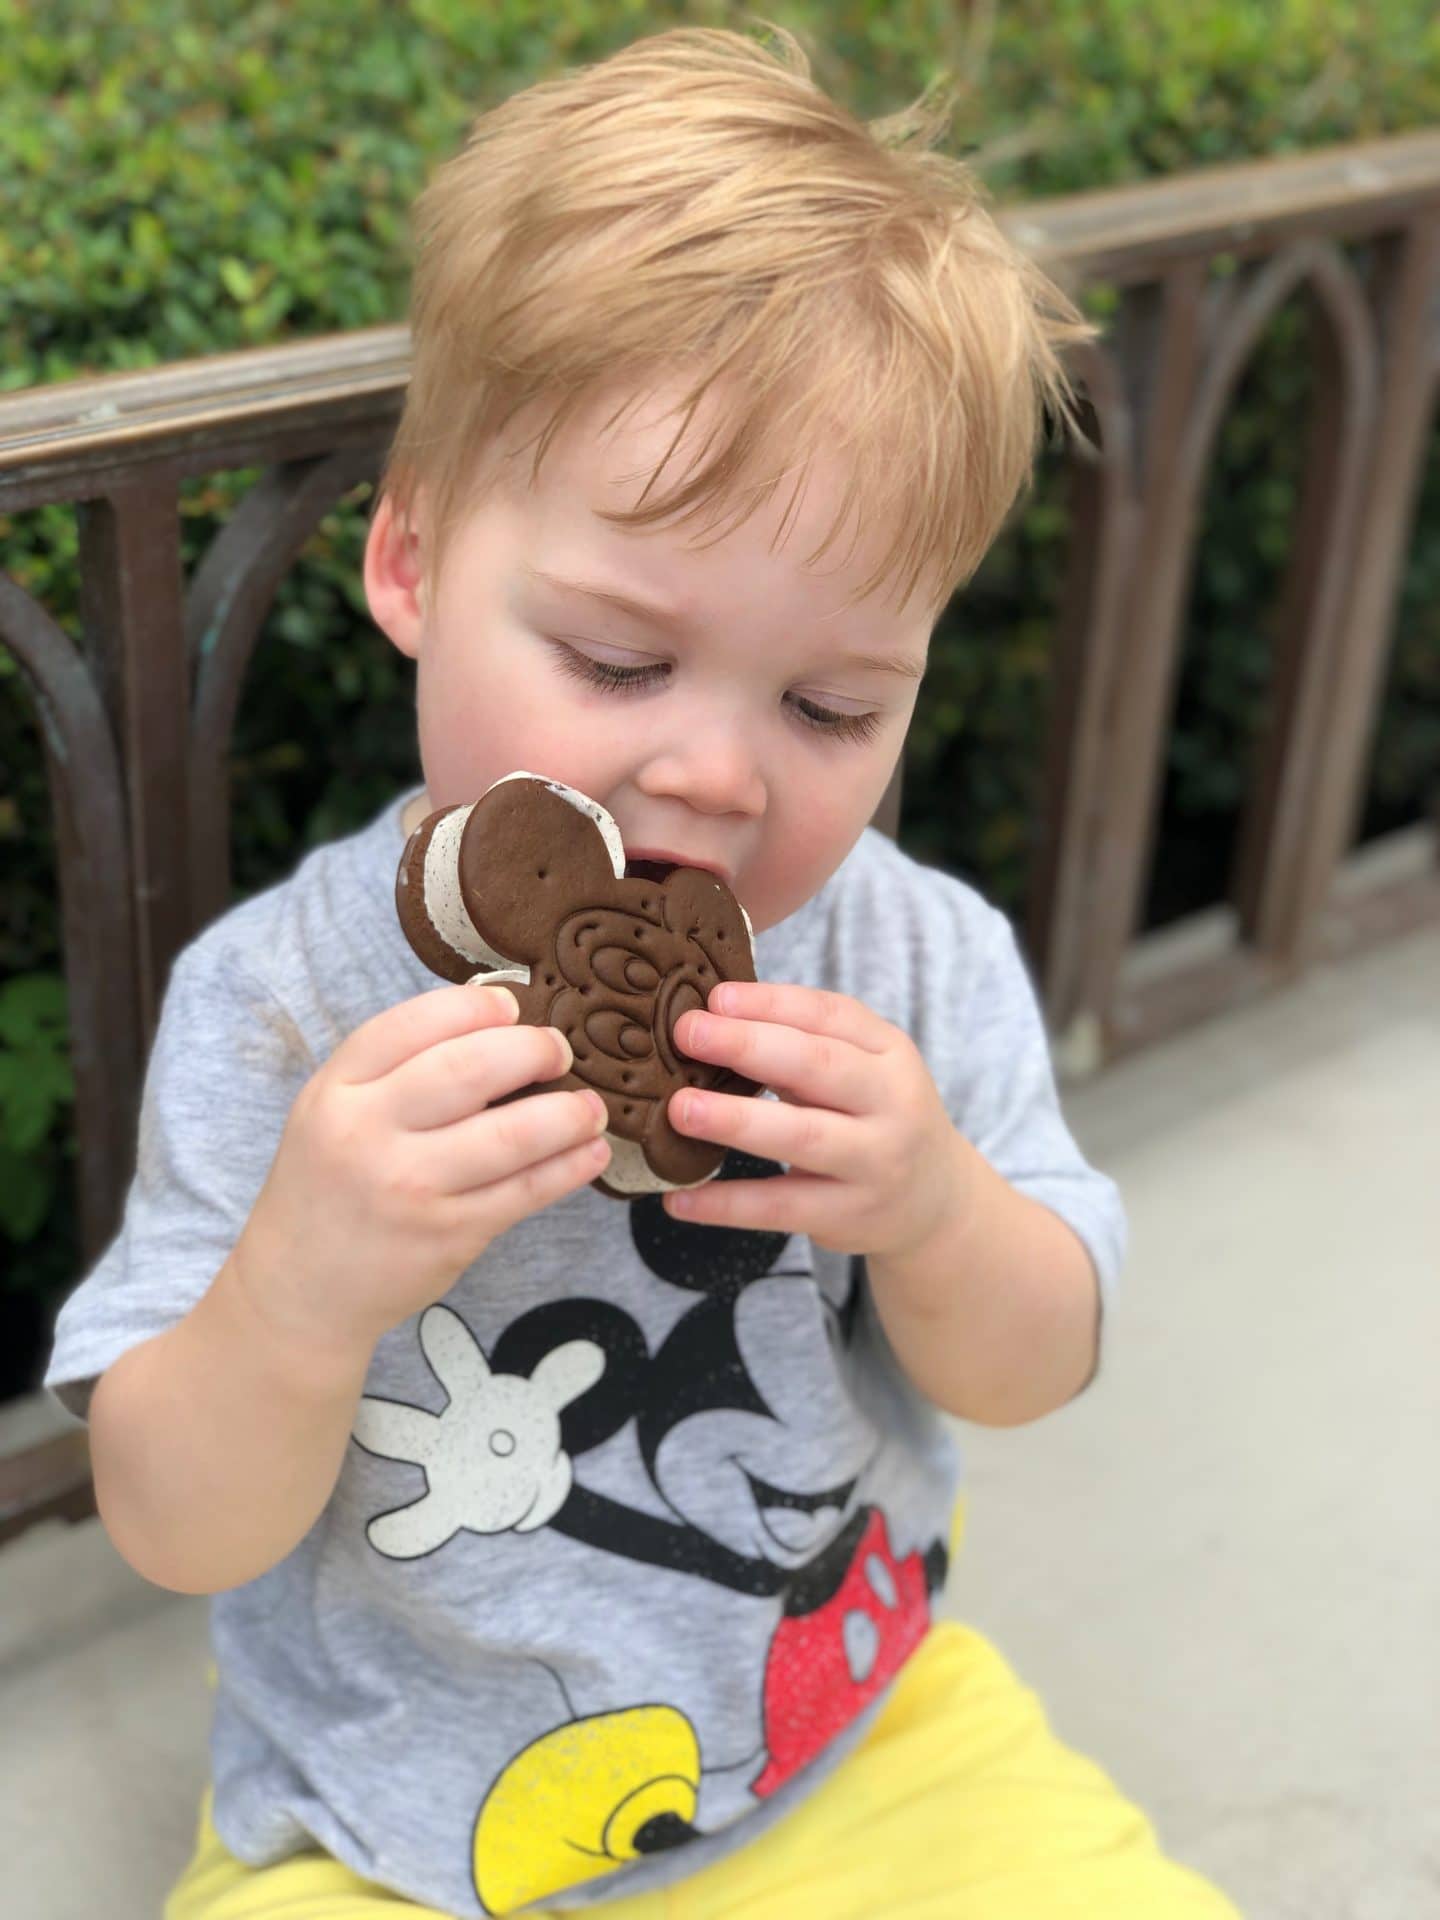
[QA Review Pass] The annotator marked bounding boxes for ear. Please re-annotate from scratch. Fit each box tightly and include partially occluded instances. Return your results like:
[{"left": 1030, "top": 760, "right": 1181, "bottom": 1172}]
[{"left": 364, "top": 491, "right": 426, "bottom": 660}]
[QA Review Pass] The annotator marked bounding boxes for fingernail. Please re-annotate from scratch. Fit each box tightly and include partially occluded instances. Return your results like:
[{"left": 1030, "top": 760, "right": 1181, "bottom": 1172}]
[
  {"left": 553, "top": 1029, "right": 574, "bottom": 1071},
  {"left": 582, "top": 1091, "right": 608, "bottom": 1124},
  {"left": 474, "top": 983, "right": 519, "bottom": 1020}
]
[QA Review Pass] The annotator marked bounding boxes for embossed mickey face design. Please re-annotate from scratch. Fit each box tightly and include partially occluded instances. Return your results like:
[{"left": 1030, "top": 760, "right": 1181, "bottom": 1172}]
[
  {"left": 543, "top": 894, "right": 740, "bottom": 1108},
  {"left": 409, "top": 778, "right": 764, "bottom": 1190}
]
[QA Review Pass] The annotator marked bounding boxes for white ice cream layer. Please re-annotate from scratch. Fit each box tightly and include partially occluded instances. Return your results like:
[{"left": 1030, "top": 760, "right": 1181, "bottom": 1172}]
[
  {"left": 599, "top": 1134, "right": 721, "bottom": 1196},
  {"left": 420, "top": 804, "right": 527, "bottom": 985}
]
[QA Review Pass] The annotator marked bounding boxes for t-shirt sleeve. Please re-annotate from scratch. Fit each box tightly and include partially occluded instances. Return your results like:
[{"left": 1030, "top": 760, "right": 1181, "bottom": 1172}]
[
  {"left": 43, "top": 934, "right": 312, "bottom": 1420},
  {"left": 935, "top": 897, "right": 1127, "bottom": 1338}
]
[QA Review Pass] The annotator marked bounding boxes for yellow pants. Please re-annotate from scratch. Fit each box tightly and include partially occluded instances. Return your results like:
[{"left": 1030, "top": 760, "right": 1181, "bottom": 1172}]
[{"left": 166, "top": 1621, "right": 1239, "bottom": 1919}]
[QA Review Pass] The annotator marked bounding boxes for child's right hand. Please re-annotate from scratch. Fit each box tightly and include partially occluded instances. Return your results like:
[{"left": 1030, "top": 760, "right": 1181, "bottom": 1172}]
[{"left": 230, "top": 982, "right": 611, "bottom": 1360}]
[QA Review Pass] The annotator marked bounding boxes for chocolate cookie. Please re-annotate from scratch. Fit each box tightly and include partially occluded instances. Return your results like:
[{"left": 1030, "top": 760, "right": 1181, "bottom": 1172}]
[{"left": 396, "top": 772, "right": 764, "bottom": 1199}]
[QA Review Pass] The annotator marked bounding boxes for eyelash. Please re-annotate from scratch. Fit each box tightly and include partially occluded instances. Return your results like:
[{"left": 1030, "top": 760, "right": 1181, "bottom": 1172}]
[{"left": 548, "top": 646, "right": 886, "bottom": 746}]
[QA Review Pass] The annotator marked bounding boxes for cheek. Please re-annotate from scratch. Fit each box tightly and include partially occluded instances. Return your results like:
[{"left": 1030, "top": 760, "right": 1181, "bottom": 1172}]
[
  {"left": 755, "top": 763, "right": 890, "bottom": 914},
  {"left": 786, "top": 781, "right": 870, "bottom": 860},
  {"left": 415, "top": 648, "right": 620, "bottom": 803},
  {"left": 741, "top": 795, "right": 854, "bottom": 929},
  {"left": 414, "top": 657, "right": 513, "bottom": 799}
]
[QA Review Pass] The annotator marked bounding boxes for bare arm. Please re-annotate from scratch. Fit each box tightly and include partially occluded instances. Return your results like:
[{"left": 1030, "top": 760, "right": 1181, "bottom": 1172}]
[
  {"left": 89, "top": 1248, "right": 374, "bottom": 1594},
  {"left": 88, "top": 982, "right": 612, "bottom": 1595},
  {"left": 868, "top": 1129, "right": 1101, "bottom": 1427}
]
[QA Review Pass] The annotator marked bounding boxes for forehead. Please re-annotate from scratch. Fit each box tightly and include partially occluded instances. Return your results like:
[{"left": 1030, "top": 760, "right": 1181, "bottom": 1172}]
[{"left": 487, "top": 375, "right": 930, "bottom": 627}]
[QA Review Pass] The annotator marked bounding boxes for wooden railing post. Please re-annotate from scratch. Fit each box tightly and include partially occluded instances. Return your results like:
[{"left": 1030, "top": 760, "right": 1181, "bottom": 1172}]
[
  {"left": 1072, "top": 262, "right": 1211, "bottom": 1043},
  {"left": 0, "top": 576, "right": 139, "bottom": 1261},
  {"left": 1281, "top": 219, "right": 1440, "bottom": 958},
  {"left": 76, "top": 477, "right": 191, "bottom": 1041}
]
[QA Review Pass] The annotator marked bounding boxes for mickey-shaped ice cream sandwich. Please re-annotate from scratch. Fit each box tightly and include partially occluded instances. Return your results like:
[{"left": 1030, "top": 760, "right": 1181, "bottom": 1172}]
[{"left": 396, "top": 772, "right": 764, "bottom": 1200}]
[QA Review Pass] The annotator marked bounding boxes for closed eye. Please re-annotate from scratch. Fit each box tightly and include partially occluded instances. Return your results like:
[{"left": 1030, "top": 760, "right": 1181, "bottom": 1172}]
[{"left": 547, "top": 643, "right": 886, "bottom": 746}]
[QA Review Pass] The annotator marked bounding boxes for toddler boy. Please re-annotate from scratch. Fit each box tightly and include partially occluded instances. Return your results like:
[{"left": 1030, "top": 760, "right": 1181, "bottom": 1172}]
[{"left": 47, "top": 25, "right": 1238, "bottom": 1920}]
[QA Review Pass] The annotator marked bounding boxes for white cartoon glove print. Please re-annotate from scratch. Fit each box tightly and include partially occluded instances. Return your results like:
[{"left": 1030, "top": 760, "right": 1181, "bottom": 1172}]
[{"left": 352, "top": 1304, "right": 606, "bottom": 1559}]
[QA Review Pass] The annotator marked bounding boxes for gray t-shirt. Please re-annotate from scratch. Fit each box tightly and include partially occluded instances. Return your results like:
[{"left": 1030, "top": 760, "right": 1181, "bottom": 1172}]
[{"left": 46, "top": 787, "right": 1125, "bottom": 1918}]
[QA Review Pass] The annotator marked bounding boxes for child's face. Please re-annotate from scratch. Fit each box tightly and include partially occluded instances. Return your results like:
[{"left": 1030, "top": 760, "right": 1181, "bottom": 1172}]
[{"left": 366, "top": 380, "right": 933, "bottom": 934}]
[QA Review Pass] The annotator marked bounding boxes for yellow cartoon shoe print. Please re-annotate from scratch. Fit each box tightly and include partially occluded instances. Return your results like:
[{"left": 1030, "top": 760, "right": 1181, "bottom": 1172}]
[{"left": 472, "top": 1704, "right": 701, "bottom": 1914}]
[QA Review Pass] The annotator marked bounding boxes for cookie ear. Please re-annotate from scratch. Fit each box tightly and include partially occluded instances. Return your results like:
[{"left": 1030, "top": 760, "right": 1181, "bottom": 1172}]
[
  {"left": 460, "top": 777, "right": 619, "bottom": 963},
  {"left": 661, "top": 870, "right": 756, "bottom": 986}
]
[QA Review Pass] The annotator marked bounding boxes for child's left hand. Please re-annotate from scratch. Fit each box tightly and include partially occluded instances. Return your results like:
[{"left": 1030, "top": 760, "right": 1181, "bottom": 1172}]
[{"left": 664, "top": 981, "right": 971, "bottom": 1259}]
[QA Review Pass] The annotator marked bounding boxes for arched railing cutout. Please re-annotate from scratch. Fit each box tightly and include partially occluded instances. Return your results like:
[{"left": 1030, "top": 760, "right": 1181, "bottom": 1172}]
[
  {"left": 214, "top": 465, "right": 422, "bottom": 920},
  {"left": 1137, "top": 244, "right": 1379, "bottom": 945},
  {"left": 185, "top": 448, "right": 384, "bottom": 928},
  {"left": 1073, "top": 241, "right": 1381, "bottom": 1049},
  {"left": 1354, "top": 410, "right": 1440, "bottom": 850},
  {"left": 0, "top": 569, "right": 137, "bottom": 1260}
]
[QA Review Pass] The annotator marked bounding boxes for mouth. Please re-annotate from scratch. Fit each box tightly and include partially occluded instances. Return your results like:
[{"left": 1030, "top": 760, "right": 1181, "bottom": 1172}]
[
  {"left": 744, "top": 1466, "right": 858, "bottom": 1557},
  {"left": 623, "top": 849, "right": 731, "bottom": 887}
]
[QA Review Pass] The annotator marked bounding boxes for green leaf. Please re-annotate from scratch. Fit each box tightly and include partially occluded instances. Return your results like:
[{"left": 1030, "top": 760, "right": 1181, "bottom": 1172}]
[
  {"left": 0, "top": 1144, "right": 53, "bottom": 1242},
  {"left": 0, "top": 973, "right": 69, "bottom": 1048},
  {"left": 219, "top": 256, "right": 258, "bottom": 302}
]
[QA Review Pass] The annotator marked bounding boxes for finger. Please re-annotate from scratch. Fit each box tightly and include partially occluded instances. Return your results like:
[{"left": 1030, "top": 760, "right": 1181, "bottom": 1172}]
[
  {"left": 663, "top": 1172, "right": 839, "bottom": 1233},
  {"left": 385, "top": 1020, "right": 576, "bottom": 1130},
  {"left": 703, "top": 981, "right": 893, "bottom": 1052},
  {"left": 335, "top": 981, "right": 521, "bottom": 1085},
  {"left": 427, "top": 1087, "right": 610, "bottom": 1194},
  {"left": 669, "top": 1087, "right": 857, "bottom": 1179},
  {"left": 460, "top": 1126, "right": 614, "bottom": 1229},
  {"left": 674, "top": 1010, "right": 874, "bottom": 1116}
]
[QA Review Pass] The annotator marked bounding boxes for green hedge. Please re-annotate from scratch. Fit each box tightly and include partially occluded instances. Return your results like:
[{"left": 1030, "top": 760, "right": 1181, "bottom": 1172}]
[{"left": 2, "top": 0, "right": 1439, "bottom": 1354}]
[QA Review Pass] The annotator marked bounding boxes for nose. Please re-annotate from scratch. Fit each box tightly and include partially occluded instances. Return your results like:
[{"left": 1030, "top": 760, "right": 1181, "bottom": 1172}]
[{"left": 633, "top": 715, "right": 767, "bottom": 820}]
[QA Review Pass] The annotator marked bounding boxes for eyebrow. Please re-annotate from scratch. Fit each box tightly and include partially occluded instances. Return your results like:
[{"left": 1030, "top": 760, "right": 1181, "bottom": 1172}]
[{"left": 522, "top": 564, "right": 926, "bottom": 681}]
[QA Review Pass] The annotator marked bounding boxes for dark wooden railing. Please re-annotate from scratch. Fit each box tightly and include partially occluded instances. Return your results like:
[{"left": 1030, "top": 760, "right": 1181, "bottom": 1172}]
[
  {"left": 1017, "top": 132, "right": 1440, "bottom": 1069},
  {"left": 3, "top": 131, "right": 1438, "bottom": 1541}
]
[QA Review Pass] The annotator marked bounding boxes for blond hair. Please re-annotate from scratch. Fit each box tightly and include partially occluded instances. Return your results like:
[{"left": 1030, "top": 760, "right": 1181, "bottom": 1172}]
[{"left": 382, "top": 22, "right": 1095, "bottom": 616}]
